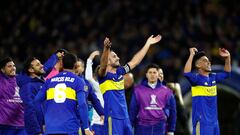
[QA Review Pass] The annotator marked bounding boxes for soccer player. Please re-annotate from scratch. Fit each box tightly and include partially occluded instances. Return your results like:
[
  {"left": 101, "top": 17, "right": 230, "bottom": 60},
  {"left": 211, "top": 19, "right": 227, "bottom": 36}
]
[
  {"left": 0, "top": 57, "right": 26, "bottom": 135},
  {"left": 183, "top": 47, "right": 231, "bottom": 135},
  {"left": 17, "top": 52, "right": 60, "bottom": 135},
  {"left": 45, "top": 48, "right": 68, "bottom": 80},
  {"left": 34, "top": 53, "right": 93, "bottom": 135},
  {"left": 98, "top": 35, "right": 161, "bottom": 135},
  {"left": 85, "top": 51, "right": 105, "bottom": 135},
  {"left": 129, "top": 64, "right": 176, "bottom": 135},
  {"left": 74, "top": 57, "right": 104, "bottom": 135}
]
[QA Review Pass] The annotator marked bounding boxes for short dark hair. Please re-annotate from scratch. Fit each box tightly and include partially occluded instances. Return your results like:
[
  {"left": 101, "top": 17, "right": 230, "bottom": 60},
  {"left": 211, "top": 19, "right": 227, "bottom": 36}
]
[
  {"left": 0, "top": 57, "right": 13, "bottom": 69},
  {"left": 192, "top": 51, "right": 206, "bottom": 69},
  {"left": 62, "top": 53, "right": 77, "bottom": 69},
  {"left": 145, "top": 64, "right": 160, "bottom": 73},
  {"left": 55, "top": 48, "right": 69, "bottom": 54},
  {"left": 77, "top": 58, "right": 85, "bottom": 65},
  {"left": 23, "top": 57, "right": 37, "bottom": 75}
]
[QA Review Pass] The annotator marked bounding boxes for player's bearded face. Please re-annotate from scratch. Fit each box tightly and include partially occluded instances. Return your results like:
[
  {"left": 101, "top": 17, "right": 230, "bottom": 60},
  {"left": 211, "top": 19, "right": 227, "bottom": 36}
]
[
  {"left": 109, "top": 51, "right": 120, "bottom": 68},
  {"left": 31, "top": 59, "right": 45, "bottom": 76}
]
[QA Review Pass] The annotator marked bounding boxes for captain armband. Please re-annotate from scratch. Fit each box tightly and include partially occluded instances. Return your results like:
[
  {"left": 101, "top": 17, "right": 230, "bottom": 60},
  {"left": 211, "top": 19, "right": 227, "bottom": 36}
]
[{"left": 123, "top": 64, "right": 131, "bottom": 73}]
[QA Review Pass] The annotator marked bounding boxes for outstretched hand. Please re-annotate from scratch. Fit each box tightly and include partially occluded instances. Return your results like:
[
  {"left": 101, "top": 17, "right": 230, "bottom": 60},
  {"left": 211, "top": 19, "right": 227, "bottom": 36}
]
[
  {"left": 104, "top": 37, "right": 112, "bottom": 49},
  {"left": 89, "top": 51, "right": 100, "bottom": 60},
  {"left": 219, "top": 48, "right": 230, "bottom": 58},
  {"left": 146, "top": 35, "right": 162, "bottom": 45}
]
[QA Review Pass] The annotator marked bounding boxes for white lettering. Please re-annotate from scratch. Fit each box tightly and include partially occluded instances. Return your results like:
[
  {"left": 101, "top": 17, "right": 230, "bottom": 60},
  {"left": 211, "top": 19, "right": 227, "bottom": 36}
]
[
  {"left": 65, "top": 77, "right": 75, "bottom": 82},
  {"left": 51, "top": 77, "right": 75, "bottom": 83}
]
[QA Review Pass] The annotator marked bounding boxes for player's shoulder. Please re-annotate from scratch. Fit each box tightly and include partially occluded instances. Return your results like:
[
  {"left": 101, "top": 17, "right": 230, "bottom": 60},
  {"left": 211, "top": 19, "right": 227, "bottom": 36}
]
[{"left": 208, "top": 72, "right": 217, "bottom": 78}]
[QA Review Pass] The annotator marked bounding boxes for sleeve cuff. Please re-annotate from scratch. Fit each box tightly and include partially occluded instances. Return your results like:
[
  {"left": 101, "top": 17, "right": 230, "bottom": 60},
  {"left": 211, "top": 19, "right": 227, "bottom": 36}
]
[
  {"left": 84, "top": 128, "right": 90, "bottom": 130},
  {"left": 167, "top": 132, "right": 174, "bottom": 135},
  {"left": 87, "top": 59, "right": 93, "bottom": 64}
]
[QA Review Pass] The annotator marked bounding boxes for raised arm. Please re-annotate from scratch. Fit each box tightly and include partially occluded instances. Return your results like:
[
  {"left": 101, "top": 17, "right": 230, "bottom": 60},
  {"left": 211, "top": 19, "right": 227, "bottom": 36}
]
[
  {"left": 85, "top": 51, "right": 100, "bottom": 81},
  {"left": 127, "top": 35, "right": 161, "bottom": 70},
  {"left": 98, "top": 38, "right": 111, "bottom": 77},
  {"left": 183, "top": 47, "right": 198, "bottom": 73},
  {"left": 219, "top": 48, "right": 231, "bottom": 72},
  {"left": 43, "top": 51, "right": 64, "bottom": 76}
]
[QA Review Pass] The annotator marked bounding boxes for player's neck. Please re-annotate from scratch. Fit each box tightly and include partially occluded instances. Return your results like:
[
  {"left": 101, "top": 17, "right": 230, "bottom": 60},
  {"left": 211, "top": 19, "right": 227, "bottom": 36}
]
[
  {"left": 107, "top": 66, "right": 117, "bottom": 73},
  {"left": 198, "top": 70, "right": 210, "bottom": 77},
  {"left": 30, "top": 73, "right": 41, "bottom": 79},
  {"left": 64, "top": 69, "right": 75, "bottom": 74},
  {"left": 55, "top": 62, "right": 62, "bottom": 71}
]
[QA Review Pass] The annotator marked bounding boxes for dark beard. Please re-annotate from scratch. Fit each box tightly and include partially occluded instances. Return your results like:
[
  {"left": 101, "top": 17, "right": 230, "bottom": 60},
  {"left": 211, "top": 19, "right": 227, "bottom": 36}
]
[
  {"left": 112, "top": 65, "right": 120, "bottom": 68},
  {"left": 35, "top": 71, "right": 45, "bottom": 76}
]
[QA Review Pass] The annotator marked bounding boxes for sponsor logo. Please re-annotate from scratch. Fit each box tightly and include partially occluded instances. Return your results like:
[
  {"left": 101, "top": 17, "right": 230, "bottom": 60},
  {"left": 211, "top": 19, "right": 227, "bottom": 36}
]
[
  {"left": 7, "top": 86, "right": 23, "bottom": 103},
  {"left": 144, "top": 94, "right": 161, "bottom": 110},
  {"left": 150, "top": 94, "right": 157, "bottom": 105}
]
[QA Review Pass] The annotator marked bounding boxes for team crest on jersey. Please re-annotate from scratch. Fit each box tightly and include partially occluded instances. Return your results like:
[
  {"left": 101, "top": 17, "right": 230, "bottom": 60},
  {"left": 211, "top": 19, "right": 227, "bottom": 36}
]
[{"left": 84, "top": 85, "right": 89, "bottom": 92}]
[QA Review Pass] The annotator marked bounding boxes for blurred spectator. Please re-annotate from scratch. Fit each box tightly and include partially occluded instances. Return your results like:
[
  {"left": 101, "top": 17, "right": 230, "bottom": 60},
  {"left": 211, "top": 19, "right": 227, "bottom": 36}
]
[{"left": 1, "top": 0, "right": 240, "bottom": 82}]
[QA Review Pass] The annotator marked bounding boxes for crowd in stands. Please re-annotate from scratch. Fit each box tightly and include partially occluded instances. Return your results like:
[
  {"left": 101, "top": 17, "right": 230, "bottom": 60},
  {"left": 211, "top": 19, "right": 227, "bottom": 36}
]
[{"left": 1, "top": 0, "right": 240, "bottom": 81}]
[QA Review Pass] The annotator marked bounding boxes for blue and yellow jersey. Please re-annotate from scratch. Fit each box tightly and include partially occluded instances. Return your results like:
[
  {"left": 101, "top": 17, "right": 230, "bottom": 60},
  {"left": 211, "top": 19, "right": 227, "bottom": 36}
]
[
  {"left": 98, "top": 65, "right": 130, "bottom": 119},
  {"left": 184, "top": 71, "right": 230, "bottom": 125},
  {"left": 34, "top": 71, "right": 89, "bottom": 134}
]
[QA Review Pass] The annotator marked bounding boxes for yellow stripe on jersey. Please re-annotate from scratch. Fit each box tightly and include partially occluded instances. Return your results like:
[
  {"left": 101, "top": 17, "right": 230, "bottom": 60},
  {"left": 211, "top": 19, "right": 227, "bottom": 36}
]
[
  {"left": 99, "top": 79, "right": 124, "bottom": 94},
  {"left": 191, "top": 85, "right": 217, "bottom": 97},
  {"left": 47, "top": 87, "right": 76, "bottom": 100}
]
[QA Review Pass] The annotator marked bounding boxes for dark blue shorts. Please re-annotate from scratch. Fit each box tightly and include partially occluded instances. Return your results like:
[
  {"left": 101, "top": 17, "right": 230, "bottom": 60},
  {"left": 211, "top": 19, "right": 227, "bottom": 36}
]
[
  {"left": 92, "top": 124, "right": 104, "bottom": 135},
  {"left": 104, "top": 117, "right": 133, "bottom": 135},
  {"left": 193, "top": 121, "right": 220, "bottom": 135}
]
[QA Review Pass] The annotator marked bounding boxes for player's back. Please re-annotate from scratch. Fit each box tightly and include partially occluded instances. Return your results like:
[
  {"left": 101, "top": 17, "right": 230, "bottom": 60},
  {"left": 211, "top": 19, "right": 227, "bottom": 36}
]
[{"left": 44, "top": 71, "right": 85, "bottom": 134}]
